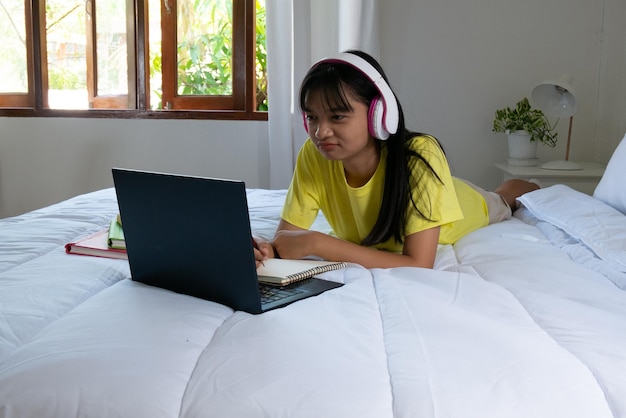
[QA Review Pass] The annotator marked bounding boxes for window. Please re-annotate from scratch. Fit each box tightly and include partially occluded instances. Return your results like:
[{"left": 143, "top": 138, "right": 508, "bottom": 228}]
[
  {"left": 0, "top": 0, "right": 34, "bottom": 108},
  {"left": 0, "top": 0, "right": 267, "bottom": 119}
]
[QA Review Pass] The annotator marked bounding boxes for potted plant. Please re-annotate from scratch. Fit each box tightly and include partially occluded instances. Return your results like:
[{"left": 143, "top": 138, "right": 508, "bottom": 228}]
[{"left": 493, "top": 97, "right": 558, "bottom": 165}]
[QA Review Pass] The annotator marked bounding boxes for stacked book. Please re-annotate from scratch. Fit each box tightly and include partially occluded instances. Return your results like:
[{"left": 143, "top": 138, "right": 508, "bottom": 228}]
[{"left": 65, "top": 216, "right": 127, "bottom": 259}]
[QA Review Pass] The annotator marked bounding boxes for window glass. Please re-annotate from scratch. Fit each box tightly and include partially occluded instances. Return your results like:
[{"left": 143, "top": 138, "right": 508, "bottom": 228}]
[
  {"left": 149, "top": 0, "right": 162, "bottom": 109},
  {"left": 255, "top": 0, "right": 266, "bottom": 111},
  {"left": 0, "top": 0, "right": 29, "bottom": 94},
  {"left": 95, "top": 0, "right": 128, "bottom": 96},
  {"left": 176, "top": 0, "right": 233, "bottom": 96},
  {"left": 46, "top": 0, "right": 87, "bottom": 108}
]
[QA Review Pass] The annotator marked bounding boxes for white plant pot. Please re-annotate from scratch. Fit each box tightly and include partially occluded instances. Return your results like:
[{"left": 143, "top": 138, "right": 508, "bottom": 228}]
[{"left": 507, "top": 130, "right": 538, "bottom": 166}]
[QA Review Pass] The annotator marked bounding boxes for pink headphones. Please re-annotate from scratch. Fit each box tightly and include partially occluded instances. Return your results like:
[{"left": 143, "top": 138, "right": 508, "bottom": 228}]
[{"left": 303, "top": 52, "right": 400, "bottom": 140}]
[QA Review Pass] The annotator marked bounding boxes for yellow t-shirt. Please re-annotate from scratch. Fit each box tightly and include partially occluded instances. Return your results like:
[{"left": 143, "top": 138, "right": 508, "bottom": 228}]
[{"left": 281, "top": 135, "right": 488, "bottom": 251}]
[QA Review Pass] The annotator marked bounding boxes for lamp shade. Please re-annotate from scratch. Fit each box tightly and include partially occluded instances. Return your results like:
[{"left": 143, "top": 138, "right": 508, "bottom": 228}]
[
  {"left": 531, "top": 74, "right": 578, "bottom": 118},
  {"left": 531, "top": 74, "right": 582, "bottom": 170}
]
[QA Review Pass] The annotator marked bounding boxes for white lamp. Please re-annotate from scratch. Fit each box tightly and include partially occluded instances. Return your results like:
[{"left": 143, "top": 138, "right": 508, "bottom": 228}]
[{"left": 531, "top": 74, "right": 582, "bottom": 170}]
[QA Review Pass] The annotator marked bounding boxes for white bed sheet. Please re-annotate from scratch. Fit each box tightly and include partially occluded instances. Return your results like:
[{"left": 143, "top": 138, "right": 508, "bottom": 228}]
[
  {"left": 0, "top": 188, "right": 128, "bottom": 363},
  {"left": 0, "top": 187, "right": 623, "bottom": 417},
  {"left": 452, "top": 217, "right": 626, "bottom": 418}
]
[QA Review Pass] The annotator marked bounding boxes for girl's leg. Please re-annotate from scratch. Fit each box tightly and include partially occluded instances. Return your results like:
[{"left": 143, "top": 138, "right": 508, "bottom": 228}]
[{"left": 495, "top": 179, "right": 540, "bottom": 211}]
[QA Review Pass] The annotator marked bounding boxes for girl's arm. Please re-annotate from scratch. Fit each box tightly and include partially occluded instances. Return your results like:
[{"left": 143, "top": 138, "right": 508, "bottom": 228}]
[{"left": 268, "top": 219, "right": 440, "bottom": 269}]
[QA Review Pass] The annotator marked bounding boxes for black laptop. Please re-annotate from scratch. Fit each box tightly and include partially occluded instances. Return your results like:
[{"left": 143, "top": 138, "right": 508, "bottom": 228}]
[{"left": 112, "top": 168, "right": 343, "bottom": 314}]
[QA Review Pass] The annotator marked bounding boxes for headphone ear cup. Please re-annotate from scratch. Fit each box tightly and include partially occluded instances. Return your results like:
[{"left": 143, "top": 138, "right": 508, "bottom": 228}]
[
  {"left": 302, "top": 112, "right": 309, "bottom": 133},
  {"left": 368, "top": 97, "right": 389, "bottom": 140}
]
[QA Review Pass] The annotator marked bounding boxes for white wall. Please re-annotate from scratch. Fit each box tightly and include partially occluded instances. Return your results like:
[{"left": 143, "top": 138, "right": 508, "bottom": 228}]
[
  {"left": 1, "top": 0, "right": 625, "bottom": 217},
  {"left": 592, "top": 0, "right": 626, "bottom": 162},
  {"left": 380, "top": 0, "right": 626, "bottom": 190},
  {"left": 0, "top": 118, "right": 269, "bottom": 217}
]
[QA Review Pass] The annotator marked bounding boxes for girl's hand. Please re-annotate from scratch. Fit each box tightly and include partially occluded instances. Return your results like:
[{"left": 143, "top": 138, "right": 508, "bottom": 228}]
[{"left": 252, "top": 237, "right": 274, "bottom": 268}]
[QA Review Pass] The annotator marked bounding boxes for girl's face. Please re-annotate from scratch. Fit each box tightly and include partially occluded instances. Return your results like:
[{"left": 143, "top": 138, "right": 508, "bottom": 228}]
[{"left": 303, "top": 87, "right": 377, "bottom": 164}]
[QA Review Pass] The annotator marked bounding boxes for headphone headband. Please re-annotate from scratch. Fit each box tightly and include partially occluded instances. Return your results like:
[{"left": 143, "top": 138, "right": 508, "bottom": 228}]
[{"left": 312, "top": 52, "right": 399, "bottom": 138}]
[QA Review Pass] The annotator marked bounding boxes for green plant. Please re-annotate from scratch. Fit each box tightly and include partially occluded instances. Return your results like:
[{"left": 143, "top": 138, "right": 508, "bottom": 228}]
[
  {"left": 492, "top": 97, "right": 557, "bottom": 147},
  {"left": 255, "top": 0, "right": 267, "bottom": 111},
  {"left": 148, "top": 0, "right": 267, "bottom": 111},
  {"left": 176, "top": 0, "right": 233, "bottom": 96}
]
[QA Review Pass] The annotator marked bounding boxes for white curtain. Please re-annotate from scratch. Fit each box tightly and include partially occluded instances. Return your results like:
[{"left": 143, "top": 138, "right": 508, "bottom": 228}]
[{"left": 266, "top": 0, "right": 380, "bottom": 189}]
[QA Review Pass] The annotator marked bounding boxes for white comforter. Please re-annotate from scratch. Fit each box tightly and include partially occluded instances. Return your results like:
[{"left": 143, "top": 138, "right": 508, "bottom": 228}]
[{"left": 0, "top": 187, "right": 623, "bottom": 417}]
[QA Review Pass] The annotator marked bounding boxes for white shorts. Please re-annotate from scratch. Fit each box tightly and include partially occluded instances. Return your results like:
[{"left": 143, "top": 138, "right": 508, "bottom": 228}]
[{"left": 461, "top": 179, "right": 512, "bottom": 224}]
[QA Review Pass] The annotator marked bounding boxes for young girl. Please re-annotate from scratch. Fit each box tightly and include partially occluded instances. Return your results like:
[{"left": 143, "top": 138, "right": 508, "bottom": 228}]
[{"left": 254, "top": 50, "right": 538, "bottom": 269}]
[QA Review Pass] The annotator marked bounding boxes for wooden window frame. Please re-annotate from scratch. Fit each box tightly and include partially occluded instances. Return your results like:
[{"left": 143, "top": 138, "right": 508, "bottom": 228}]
[{"left": 0, "top": 0, "right": 266, "bottom": 121}]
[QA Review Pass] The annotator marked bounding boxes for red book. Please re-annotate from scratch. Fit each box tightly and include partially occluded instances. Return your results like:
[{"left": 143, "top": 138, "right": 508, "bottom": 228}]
[{"left": 65, "top": 229, "right": 128, "bottom": 260}]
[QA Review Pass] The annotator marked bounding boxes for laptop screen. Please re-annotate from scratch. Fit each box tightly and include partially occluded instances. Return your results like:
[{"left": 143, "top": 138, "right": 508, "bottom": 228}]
[{"left": 112, "top": 168, "right": 264, "bottom": 313}]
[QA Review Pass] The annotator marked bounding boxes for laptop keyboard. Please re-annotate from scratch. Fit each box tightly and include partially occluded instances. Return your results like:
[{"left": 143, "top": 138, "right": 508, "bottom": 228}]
[{"left": 259, "top": 283, "right": 306, "bottom": 304}]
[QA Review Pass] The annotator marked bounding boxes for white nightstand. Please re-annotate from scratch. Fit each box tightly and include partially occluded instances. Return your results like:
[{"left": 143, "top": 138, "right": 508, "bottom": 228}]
[{"left": 494, "top": 162, "right": 606, "bottom": 195}]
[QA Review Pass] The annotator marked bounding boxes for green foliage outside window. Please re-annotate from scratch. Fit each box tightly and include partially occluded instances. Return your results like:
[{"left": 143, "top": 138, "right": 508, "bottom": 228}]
[
  {"left": 255, "top": 0, "right": 267, "bottom": 111},
  {"left": 176, "top": 0, "right": 233, "bottom": 96},
  {"left": 170, "top": 0, "right": 267, "bottom": 111},
  {"left": 45, "top": 1, "right": 87, "bottom": 91}
]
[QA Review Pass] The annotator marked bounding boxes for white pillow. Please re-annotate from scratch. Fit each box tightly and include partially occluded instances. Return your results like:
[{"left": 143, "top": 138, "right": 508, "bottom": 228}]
[{"left": 594, "top": 133, "right": 626, "bottom": 215}]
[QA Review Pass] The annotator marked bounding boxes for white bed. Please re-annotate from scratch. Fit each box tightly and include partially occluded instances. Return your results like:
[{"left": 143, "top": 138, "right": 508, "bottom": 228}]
[{"left": 1, "top": 136, "right": 625, "bottom": 418}]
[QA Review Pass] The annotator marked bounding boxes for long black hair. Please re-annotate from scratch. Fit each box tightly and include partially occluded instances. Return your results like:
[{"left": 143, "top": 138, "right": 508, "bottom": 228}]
[{"left": 299, "top": 50, "right": 444, "bottom": 246}]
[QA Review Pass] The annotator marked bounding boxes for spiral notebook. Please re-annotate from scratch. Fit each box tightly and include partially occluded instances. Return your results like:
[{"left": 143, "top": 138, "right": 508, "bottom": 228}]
[{"left": 258, "top": 259, "right": 347, "bottom": 286}]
